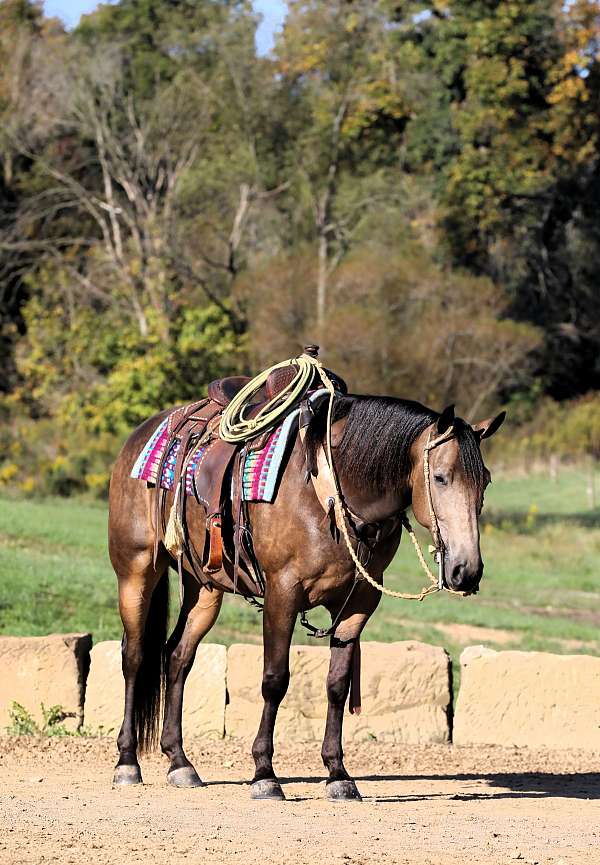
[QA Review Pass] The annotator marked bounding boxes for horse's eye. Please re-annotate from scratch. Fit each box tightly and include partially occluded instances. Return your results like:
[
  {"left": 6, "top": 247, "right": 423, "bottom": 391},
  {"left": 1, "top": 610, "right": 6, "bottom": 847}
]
[{"left": 434, "top": 474, "right": 447, "bottom": 486}]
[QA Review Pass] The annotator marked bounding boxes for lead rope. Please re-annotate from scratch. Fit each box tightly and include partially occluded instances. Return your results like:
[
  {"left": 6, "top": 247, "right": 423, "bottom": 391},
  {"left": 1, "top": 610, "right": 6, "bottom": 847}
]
[{"left": 313, "top": 358, "right": 464, "bottom": 602}]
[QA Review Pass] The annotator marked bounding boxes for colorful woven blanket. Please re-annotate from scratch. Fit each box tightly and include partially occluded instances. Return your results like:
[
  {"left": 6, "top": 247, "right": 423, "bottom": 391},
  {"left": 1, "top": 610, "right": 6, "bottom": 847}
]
[{"left": 130, "top": 409, "right": 298, "bottom": 503}]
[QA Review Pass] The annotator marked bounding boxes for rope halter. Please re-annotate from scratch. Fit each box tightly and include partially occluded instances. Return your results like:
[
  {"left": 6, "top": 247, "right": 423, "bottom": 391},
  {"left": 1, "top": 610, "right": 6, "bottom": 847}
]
[{"left": 421, "top": 426, "right": 456, "bottom": 590}]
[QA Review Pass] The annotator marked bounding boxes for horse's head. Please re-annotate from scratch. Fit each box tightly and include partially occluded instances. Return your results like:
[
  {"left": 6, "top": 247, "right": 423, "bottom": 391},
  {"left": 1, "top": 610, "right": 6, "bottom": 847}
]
[{"left": 410, "top": 405, "right": 505, "bottom": 595}]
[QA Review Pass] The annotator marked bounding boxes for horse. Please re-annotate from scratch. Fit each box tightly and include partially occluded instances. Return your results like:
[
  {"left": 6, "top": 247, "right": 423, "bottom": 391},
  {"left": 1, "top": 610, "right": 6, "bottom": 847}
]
[{"left": 108, "top": 390, "right": 505, "bottom": 800}]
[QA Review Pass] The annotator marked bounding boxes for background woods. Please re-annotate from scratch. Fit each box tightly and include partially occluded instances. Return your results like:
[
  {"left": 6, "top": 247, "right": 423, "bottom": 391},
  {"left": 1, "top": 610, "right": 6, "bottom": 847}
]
[{"left": 1, "top": 0, "right": 599, "bottom": 496}]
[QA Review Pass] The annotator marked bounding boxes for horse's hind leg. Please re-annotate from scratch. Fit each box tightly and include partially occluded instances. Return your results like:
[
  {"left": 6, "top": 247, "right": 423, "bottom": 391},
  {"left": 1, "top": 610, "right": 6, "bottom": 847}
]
[
  {"left": 160, "top": 579, "right": 223, "bottom": 787},
  {"left": 113, "top": 553, "right": 169, "bottom": 785}
]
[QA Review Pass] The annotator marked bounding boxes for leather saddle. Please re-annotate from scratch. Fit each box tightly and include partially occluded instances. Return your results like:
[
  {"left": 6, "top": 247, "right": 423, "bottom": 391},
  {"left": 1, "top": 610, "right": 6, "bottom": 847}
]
[{"left": 154, "top": 363, "right": 348, "bottom": 597}]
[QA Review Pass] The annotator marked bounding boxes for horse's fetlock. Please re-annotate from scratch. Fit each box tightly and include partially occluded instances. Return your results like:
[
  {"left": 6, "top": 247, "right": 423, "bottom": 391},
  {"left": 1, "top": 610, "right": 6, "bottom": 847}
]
[
  {"left": 321, "top": 746, "right": 343, "bottom": 768},
  {"left": 252, "top": 739, "right": 273, "bottom": 763},
  {"left": 160, "top": 737, "right": 177, "bottom": 758}
]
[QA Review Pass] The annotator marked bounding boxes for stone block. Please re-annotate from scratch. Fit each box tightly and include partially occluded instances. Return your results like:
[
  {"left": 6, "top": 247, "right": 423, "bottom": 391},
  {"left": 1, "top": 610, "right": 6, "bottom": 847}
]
[
  {"left": 84, "top": 641, "right": 226, "bottom": 739},
  {"left": 454, "top": 646, "right": 600, "bottom": 749},
  {"left": 0, "top": 633, "right": 91, "bottom": 732},
  {"left": 226, "top": 641, "right": 451, "bottom": 744}
]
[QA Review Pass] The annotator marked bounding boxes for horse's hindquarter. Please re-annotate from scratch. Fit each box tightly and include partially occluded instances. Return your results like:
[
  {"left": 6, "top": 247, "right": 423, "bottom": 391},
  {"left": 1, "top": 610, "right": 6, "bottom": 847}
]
[{"left": 108, "top": 410, "right": 173, "bottom": 574}]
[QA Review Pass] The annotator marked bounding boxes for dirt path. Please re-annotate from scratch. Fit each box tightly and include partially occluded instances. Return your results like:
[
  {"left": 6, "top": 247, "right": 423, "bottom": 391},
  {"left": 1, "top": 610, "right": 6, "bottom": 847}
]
[{"left": 1, "top": 738, "right": 598, "bottom": 865}]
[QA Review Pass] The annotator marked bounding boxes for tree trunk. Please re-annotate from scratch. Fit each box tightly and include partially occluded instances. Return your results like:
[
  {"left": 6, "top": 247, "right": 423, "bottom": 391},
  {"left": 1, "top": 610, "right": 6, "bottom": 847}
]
[
  {"left": 586, "top": 457, "right": 596, "bottom": 509},
  {"left": 317, "top": 229, "right": 328, "bottom": 346}
]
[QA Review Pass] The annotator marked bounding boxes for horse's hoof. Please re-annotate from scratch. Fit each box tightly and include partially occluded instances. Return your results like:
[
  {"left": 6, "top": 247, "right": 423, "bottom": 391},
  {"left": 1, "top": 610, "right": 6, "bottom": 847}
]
[
  {"left": 250, "top": 778, "right": 286, "bottom": 800},
  {"left": 326, "top": 779, "right": 362, "bottom": 801},
  {"left": 113, "top": 764, "right": 143, "bottom": 786},
  {"left": 167, "top": 766, "right": 204, "bottom": 788}
]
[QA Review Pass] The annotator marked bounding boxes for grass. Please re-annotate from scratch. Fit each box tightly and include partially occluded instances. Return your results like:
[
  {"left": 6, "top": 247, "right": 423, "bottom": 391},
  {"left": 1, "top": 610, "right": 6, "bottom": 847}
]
[{"left": 0, "top": 466, "right": 599, "bottom": 665}]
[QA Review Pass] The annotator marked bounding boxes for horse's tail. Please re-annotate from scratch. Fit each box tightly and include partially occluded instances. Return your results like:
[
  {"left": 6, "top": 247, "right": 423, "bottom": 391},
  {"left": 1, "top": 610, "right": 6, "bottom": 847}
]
[{"left": 134, "top": 570, "right": 169, "bottom": 753}]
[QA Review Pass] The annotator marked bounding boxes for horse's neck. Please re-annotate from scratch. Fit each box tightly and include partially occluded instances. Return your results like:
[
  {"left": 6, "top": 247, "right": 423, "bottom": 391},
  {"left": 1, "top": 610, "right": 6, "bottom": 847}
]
[{"left": 336, "top": 465, "right": 406, "bottom": 524}]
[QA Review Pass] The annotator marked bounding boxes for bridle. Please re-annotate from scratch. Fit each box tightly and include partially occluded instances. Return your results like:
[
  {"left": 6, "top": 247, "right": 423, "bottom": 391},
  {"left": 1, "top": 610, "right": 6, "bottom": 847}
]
[{"left": 420, "top": 425, "right": 456, "bottom": 591}]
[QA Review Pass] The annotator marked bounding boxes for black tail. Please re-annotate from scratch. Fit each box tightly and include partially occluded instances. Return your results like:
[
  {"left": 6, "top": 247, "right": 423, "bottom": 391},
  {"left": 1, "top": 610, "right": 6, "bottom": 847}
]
[{"left": 133, "top": 570, "right": 169, "bottom": 753}]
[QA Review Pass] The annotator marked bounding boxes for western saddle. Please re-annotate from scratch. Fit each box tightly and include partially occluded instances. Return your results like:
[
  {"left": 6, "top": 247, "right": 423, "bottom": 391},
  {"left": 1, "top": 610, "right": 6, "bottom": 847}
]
[{"left": 152, "top": 354, "right": 347, "bottom": 599}]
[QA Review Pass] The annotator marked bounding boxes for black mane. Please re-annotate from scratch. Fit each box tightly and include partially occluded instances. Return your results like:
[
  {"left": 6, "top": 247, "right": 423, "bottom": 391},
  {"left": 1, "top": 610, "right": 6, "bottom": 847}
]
[{"left": 306, "top": 395, "right": 485, "bottom": 495}]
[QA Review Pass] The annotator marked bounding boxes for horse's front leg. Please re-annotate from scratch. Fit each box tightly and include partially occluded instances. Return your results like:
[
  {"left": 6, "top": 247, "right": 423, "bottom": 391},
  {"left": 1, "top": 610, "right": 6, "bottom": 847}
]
[
  {"left": 321, "top": 587, "right": 380, "bottom": 801},
  {"left": 251, "top": 577, "right": 301, "bottom": 801},
  {"left": 321, "top": 638, "right": 362, "bottom": 800}
]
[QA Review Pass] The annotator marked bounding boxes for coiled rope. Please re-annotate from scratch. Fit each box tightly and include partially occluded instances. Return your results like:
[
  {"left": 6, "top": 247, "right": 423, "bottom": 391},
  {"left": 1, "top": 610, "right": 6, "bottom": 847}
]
[{"left": 219, "top": 355, "right": 318, "bottom": 443}]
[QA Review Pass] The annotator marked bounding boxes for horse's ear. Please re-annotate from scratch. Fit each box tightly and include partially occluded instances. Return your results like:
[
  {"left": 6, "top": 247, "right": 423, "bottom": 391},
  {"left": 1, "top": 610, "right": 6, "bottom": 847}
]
[
  {"left": 472, "top": 410, "right": 506, "bottom": 440},
  {"left": 436, "top": 404, "right": 455, "bottom": 434}
]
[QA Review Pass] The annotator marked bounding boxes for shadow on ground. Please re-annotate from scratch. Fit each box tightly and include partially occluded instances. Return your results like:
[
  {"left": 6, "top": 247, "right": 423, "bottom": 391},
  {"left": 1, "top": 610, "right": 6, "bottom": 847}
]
[{"left": 271, "top": 772, "right": 600, "bottom": 801}]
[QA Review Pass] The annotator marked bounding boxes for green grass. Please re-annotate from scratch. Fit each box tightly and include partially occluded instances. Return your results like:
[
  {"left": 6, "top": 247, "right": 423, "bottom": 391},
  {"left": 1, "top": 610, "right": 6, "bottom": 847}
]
[{"left": 0, "top": 466, "right": 599, "bottom": 662}]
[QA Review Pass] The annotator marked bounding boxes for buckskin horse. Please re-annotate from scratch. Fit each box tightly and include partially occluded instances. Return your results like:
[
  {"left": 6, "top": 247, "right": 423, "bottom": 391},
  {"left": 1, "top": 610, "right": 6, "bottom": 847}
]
[{"left": 108, "top": 350, "right": 505, "bottom": 800}]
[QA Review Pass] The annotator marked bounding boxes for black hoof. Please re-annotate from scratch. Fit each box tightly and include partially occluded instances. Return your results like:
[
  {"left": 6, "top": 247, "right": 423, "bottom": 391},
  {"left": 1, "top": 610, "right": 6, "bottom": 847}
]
[
  {"left": 167, "top": 766, "right": 204, "bottom": 788},
  {"left": 250, "top": 778, "right": 286, "bottom": 800},
  {"left": 113, "top": 764, "right": 143, "bottom": 786},
  {"left": 326, "top": 779, "right": 362, "bottom": 801}
]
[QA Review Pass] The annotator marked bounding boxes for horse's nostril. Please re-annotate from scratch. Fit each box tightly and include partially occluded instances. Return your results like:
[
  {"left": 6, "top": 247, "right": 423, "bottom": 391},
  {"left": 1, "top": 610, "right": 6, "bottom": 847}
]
[{"left": 452, "top": 562, "right": 466, "bottom": 584}]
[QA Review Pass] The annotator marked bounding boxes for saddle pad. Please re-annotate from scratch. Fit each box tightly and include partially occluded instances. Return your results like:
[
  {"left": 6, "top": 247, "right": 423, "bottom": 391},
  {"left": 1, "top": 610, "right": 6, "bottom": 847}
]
[
  {"left": 130, "top": 389, "right": 329, "bottom": 502},
  {"left": 130, "top": 411, "right": 296, "bottom": 503},
  {"left": 241, "top": 409, "right": 299, "bottom": 503},
  {"left": 239, "top": 389, "right": 330, "bottom": 502},
  {"left": 130, "top": 417, "right": 170, "bottom": 484}
]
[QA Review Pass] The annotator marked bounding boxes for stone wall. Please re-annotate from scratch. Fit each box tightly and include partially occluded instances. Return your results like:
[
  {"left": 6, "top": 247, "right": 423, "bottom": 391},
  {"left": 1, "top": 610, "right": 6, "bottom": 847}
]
[
  {"left": 0, "top": 634, "right": 91, "bottom": 731},
  {"left": 2, "top": 636, "right": 600, "bottom": 749},
  {"left": 85, "top": 641, "right": 226, "bottom": 738},
  {"left": 226, "top": 641, "right": 451, "bottom": 743}
]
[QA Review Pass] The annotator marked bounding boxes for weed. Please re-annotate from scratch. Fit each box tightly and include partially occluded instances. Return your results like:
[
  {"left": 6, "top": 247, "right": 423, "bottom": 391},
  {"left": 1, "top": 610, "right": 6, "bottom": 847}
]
[{"left": 5, "top": 702, "right": 111, "bottom": 737}]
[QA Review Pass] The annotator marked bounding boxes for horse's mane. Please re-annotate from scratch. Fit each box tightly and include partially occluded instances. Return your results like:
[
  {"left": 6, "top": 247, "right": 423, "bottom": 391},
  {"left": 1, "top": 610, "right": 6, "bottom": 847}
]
[{"left": 305, "top": 395, "right": 485, "bottom": 495}]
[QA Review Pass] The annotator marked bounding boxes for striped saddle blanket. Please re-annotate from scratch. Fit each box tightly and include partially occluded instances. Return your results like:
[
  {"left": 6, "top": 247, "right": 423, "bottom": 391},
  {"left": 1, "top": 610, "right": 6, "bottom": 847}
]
[{"left": 130, "top": 407, "right": 300, "bottom": 503}]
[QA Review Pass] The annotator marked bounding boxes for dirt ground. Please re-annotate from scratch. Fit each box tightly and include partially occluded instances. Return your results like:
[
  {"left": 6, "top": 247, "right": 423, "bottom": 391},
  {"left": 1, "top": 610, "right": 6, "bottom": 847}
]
[{"left": 0, "top": 737, "right": 598, "bottom": 865}]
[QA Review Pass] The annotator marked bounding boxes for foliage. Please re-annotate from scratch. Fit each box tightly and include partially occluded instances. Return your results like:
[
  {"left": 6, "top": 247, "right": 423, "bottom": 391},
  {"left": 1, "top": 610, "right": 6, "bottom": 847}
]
[
  {"left": 0, "top": 0, "right": 599, "bottom": 493},
  {"left": 6, "top": 700, "right": 108, "bottom": 737},
  {"left": 1, "top": 291, "right": 243, "bottom": 496},
  {"left": 6, "top": 701, "right": 79, "bottom": 737},
  {"left": 489, "top": 393, "right": 600, "bottom": 466}
]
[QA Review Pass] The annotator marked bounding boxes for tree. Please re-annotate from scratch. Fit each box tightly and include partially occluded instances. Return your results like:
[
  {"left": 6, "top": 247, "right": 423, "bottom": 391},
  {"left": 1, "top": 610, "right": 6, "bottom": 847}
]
[{"left": 274, "top": 0, "right": 417, "bottom": 344}]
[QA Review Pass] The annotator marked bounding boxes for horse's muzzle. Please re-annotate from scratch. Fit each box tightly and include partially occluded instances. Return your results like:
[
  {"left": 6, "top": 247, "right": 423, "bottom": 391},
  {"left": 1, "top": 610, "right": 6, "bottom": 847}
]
[{"left": 445, "top": 557, "right": 483, "bottom": 595}]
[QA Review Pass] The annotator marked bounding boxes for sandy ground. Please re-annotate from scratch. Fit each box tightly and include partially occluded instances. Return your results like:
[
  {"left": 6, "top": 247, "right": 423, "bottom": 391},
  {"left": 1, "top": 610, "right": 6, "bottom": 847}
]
[{"left": 0, "top": 737, "right": 598, "bottom": 865}]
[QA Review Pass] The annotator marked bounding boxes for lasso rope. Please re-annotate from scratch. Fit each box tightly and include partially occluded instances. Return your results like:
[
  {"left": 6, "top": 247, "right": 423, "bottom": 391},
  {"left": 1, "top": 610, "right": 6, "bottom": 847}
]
[{"left": 219, "top": 355, "right": 318, "bottom": 443}]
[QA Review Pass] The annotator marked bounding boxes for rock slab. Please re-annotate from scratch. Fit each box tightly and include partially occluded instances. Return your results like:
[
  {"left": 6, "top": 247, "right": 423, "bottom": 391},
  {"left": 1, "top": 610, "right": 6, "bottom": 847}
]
[
  {"left": 85, "top": 641, "right": 226, "bottom": 738},
  {"left": 226, "top": 641, "right": 451, "bottom": 743},
  {"left": 0, "top": 633, "right": 91, "bottom": 732},
  {"left": 454, "top": 645, "right": 600, "bottom": 750}
]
